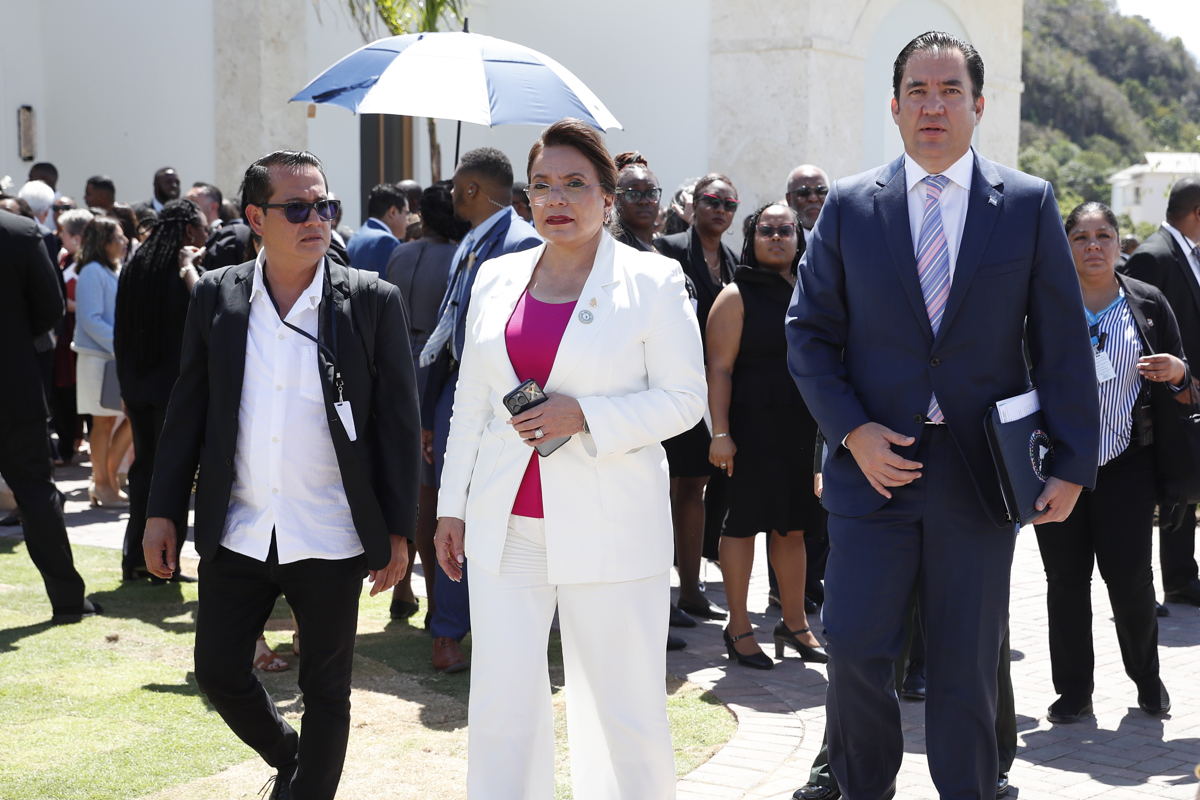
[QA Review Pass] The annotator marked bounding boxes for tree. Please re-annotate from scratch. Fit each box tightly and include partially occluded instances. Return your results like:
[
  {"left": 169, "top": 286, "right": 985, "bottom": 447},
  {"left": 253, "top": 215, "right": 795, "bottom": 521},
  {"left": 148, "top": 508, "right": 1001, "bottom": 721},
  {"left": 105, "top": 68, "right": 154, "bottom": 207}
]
[{"left": 322, "top": 0, "right": 469, "bottom": 181}]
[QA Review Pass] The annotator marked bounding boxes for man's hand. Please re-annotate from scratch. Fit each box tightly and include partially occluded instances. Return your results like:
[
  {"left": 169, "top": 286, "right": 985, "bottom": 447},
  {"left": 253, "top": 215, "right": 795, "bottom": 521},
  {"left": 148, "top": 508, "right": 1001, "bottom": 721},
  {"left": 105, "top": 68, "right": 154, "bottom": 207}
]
[
  {"left": 434, "top": 517, "right": 466, "bottom": 582},
  {"left": 368, "top": 534, "right": 409, "bottom": 597},
  {"left": 143, "top": 517, "right": 178, "bottom": 580},
  {"left": 1034, "top": 477, "right": 1083, "bottom": 524},
  {"left": 421, "top": 429, "right": 435, "bottom": 465},
  {"left": 844, "top": 422, "right": 923, "bottom": 500}
]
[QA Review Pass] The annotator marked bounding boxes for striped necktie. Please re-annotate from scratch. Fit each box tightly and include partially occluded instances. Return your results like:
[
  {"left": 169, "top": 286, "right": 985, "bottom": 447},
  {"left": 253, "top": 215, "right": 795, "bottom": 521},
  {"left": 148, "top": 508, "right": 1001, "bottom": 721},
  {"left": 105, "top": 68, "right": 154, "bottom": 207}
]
[
  {"left": 917, "top": 174, "right": 951, "bottom": 423},
  {"left": 418, "top": 249, "right": 476, "bottom": 368}
]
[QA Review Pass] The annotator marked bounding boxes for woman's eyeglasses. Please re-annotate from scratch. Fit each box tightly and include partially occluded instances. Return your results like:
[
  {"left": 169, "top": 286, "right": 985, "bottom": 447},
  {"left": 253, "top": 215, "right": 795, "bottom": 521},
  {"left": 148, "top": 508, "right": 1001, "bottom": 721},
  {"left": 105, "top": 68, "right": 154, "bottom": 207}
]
[
  {"left": 524, "top": 181, "right": 603, "bottom": 205},
  {"left": 615, "top": 187, "right": 662, "bottom": 204},
  {"left": 756, "top": 223, "right": 797, "bottom": 239},
  {"left": 699, "top": 194, "right": 739, "bottom": 213},
  {"left": 258, "top": 199, "right": 341, "bottom": 224},
  {"left": 789, "top": 186, "right": 828, "bottom": 199}
]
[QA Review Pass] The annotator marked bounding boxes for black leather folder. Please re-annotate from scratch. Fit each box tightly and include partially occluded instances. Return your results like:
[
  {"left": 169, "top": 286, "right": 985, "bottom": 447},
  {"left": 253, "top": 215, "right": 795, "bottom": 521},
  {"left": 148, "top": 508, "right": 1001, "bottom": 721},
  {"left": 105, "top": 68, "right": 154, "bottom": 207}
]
[{"left": 984, "top": 403, "right": 1053, "bottom": 526}]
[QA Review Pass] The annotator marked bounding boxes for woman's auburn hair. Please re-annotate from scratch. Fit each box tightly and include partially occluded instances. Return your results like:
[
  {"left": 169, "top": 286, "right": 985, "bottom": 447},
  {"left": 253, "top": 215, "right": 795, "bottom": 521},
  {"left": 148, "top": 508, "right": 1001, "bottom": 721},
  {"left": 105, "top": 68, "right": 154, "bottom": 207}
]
[{"left": 526, "top": 118, "right": 618, "bottom": 194}]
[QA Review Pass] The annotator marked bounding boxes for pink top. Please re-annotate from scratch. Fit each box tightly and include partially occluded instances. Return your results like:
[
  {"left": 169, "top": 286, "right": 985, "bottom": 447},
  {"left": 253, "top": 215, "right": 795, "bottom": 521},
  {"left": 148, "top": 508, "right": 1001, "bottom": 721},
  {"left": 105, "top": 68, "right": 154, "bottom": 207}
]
[{"left": 505, "top": 290, "right": 575, "bottom": 518}]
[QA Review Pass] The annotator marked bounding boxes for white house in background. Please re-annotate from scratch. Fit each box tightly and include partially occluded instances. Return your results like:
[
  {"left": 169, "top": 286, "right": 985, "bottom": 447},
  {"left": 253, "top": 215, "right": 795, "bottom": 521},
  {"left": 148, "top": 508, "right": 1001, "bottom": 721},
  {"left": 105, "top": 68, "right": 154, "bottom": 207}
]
[
  {"left": 1110, "top": 152, "right": 1200, "bottom": 227},
  {"left": 1, "top": 0, "right": 1023, "bottom": 233}
]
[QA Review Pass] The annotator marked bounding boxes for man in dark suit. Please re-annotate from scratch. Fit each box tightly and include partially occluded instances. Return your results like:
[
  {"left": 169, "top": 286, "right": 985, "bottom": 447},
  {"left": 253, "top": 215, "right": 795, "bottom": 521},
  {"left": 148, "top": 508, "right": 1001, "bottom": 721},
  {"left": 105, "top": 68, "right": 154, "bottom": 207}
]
[
  {"left": 786, "top": 164, "right": 831, "bottom": 261},
  {"left": 142, "top": 150, "right": 421, "bottom": 800},
  {"left": 419, "top": 147, "right": 541, "bottom": 673},
  {"left": 1119, "top": 178, "right": 1200, "bottom": 607},
  {"left": 0, "top": 208, "right": 98, "bottom": 622},
  {"left": 346, "top": 183, "right": 407, "bottom": 277},
  {"left": 787, "top": 32, "right": 1099, "bottom": 800},
  {"left": 132, "top": 167, "right": 181, "bottom": 218}
]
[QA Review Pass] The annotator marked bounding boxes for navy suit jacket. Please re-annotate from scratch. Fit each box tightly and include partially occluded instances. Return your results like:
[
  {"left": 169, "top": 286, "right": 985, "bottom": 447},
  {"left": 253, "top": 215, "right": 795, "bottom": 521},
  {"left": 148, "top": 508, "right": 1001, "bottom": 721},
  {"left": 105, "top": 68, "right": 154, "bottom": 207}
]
[
  {"left": 786, "top": 150, "right": 1100, "bottom": 526},
  {"left": 346, "top": 217, "right": 401, "bottom": 277},
  {"left": 420, "top": 207, "right": 541, "bottom": 429}
]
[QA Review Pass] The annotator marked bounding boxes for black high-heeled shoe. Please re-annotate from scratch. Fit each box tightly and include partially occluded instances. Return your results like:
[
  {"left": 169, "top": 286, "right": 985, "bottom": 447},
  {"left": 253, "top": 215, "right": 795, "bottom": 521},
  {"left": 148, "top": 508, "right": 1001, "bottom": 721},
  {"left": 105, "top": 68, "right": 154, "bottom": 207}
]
[
  {"left": 774, "top": 621, "right": 829, "bottom": 663},
  {"left": 724, "top": 628, "right": 774, "bottom": 670}
]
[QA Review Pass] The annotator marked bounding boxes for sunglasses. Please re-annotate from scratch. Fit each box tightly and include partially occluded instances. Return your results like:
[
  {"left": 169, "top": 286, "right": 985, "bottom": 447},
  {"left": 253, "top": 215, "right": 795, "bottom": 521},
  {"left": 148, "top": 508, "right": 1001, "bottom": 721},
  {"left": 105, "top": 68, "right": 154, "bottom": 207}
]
[
  {"left": 52, "top": 204, "right": 75, "bottom": 212},
  {"left": 258, "top": 199, "right": 340, "bottom": 224},
  {"left": 699, "top": 193, "right": 739, "bottom": 213},
  {"left": 615, "top": 187, "right": 662, "bottom": 204},
  {"left": 789, "top": 186, "right": 829, "bottom": 199},
  {"left": 756, "top": 223, "right": 797, "bottom": 239}
]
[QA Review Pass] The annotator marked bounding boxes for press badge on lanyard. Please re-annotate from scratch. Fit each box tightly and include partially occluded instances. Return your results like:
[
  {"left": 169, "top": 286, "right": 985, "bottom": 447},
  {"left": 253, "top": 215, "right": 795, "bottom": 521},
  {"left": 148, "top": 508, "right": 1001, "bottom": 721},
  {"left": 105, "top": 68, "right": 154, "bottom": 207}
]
[
  {"left": 1089, "top": 325, "right": 1116, "bottom": 384},
  {"left": 264, "top": 266, "right": 358, "bottom": 441}
]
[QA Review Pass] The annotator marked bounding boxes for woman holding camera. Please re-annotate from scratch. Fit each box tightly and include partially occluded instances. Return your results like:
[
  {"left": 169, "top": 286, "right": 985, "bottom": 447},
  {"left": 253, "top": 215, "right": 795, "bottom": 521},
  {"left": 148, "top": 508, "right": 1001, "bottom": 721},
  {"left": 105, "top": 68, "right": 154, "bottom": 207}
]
[
  {"left": 434, "top": 118, "right": 706, "bottom": 799},
  {"left": 1035, "top": 202, "right": 1189, "bottom": 724}
]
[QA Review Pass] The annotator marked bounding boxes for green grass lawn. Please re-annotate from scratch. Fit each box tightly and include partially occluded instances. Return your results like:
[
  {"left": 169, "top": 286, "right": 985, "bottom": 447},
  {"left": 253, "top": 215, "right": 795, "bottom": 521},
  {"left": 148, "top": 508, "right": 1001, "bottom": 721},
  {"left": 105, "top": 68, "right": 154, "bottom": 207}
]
[{"left": 0, "top": 540, "right": 734, "bottom": 799}]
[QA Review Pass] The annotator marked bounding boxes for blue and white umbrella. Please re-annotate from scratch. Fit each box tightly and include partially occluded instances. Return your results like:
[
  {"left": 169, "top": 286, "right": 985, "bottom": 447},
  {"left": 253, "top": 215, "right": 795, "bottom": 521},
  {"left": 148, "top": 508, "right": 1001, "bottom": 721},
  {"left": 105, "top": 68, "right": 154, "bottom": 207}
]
[{"left": 291, "top": 31, "right": 621, "bottom": 131}]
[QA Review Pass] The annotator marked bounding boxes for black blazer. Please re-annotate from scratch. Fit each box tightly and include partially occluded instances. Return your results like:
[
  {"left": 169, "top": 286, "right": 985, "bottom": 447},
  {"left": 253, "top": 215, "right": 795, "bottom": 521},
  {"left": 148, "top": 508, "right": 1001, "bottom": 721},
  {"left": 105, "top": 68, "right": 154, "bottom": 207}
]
[
  {"left": 654, "top": 226, "right": 737, "bottom": 349},
  {"left": 0, "top": 209, "right": 63, "bottom": 421},
  {"left": 1118, "top": 272, "right": 1195, "bottom": 481},
  {"left": 1120, "top": 227, "right": 1200, "bottom": 364},
  {"left": 146, "top": 260, "right": 423, "bottom": 569}
]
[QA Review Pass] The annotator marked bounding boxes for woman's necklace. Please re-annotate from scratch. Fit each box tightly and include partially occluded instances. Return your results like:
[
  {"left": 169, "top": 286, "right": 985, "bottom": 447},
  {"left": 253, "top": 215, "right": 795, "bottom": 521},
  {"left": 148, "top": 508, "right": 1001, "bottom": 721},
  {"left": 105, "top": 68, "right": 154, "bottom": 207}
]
[{"left": 704, "top": 248, "right": 723, "bottom": 285}]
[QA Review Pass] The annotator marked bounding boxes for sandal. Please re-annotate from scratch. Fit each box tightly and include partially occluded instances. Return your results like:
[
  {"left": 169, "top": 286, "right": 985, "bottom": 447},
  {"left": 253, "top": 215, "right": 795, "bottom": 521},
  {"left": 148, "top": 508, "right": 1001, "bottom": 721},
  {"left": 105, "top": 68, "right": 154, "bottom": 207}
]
[{"left": 253, "top": 636, "right": 290, "bottom": 672}]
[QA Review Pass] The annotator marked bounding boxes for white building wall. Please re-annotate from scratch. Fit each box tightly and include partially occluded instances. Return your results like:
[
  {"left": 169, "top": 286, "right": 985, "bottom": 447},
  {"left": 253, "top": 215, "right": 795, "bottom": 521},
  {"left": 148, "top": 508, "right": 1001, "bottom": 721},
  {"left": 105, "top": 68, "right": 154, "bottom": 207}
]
[{"left": 0, "top": 0, "right": 47, "bottom": 190}]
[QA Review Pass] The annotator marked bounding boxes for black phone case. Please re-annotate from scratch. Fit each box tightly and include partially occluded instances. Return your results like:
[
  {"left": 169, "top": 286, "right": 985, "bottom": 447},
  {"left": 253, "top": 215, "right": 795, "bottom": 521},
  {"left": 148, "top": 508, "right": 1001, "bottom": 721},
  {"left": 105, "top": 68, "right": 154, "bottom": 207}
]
[{"left": 502, "top": 379, "right": 571, "bottom": 456}]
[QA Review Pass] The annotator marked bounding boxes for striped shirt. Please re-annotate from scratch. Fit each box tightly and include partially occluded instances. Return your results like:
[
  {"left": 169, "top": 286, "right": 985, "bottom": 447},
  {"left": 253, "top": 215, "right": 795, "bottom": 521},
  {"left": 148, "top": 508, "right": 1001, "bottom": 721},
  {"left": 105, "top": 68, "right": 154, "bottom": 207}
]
[{"left": 1090, "top": 290, "right": 1142, "bottom": 466}]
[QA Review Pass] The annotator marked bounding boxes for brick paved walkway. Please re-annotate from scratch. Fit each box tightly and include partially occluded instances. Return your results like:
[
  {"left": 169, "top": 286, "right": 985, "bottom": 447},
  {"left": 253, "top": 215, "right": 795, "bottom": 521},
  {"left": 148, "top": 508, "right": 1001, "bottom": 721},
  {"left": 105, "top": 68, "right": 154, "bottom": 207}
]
[{"left": 12, "top": 462, "right": 1200, "bottom": 799}]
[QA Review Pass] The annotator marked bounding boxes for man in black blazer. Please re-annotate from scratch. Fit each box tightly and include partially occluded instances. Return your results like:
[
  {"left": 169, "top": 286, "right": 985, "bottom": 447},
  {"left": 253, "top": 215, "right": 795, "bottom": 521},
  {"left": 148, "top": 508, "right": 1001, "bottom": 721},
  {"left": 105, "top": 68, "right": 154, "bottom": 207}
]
[
  {"left": 788, "top": 33, "right": 1099, "bottom": 799},
  {"left": 786, "top": 164, "right": 831, "bottom": 261},
  {"left": 1119, "top": 177, "right": 1200, "bottom": 607},
  {"left": 0, "top": 208, "right": 98, "bottom": 622},
  {"left": 132, "top": 167, "right": 181, "bottom": 218},
  {"left": 143, "top": 151, "right": 421, "bottom": 800}
]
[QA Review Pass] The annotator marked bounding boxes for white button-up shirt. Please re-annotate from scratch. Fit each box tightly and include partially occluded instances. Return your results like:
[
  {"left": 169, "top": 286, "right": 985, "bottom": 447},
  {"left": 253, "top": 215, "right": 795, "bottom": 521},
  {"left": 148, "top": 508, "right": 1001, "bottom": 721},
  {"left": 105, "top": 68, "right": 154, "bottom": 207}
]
[
  {"left": 904, "top": 147, "right": 975, "bottom": 278},
  {"left": 220, "top": 251, "right": 363, "bottom": 564},
  {"left": 1162, "top": 220, "right": 1200, "bottom": 288}
]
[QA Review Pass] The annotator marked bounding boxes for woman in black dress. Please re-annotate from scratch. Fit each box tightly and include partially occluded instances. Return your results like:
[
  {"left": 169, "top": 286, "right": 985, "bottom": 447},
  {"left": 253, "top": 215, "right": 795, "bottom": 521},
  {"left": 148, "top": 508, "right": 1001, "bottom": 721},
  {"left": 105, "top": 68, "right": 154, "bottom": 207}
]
[
  {"left": 654, "top": 174, "right": 740, "bottom": 624},
  {"left": 707, "top": 203, "right": 828, "bottom": 669}
]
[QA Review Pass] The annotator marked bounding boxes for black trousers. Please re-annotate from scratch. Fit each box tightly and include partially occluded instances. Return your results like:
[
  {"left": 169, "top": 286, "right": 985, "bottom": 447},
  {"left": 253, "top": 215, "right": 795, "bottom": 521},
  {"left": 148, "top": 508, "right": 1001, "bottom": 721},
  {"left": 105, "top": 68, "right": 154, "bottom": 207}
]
[
  {"left": 1033, "top": 445, "right": 1159, "bottom": 697},
  {"left": 194, "top": 544, "right": 367, "bottom": 800},
  {"left": 0, "top": 416, "right": 86, "bottom": 611},
  {"left": 1159, "top": 501, "right": 1198, "bottom": 594},
  {"left": 121, "top": 399, "right": 170, "bottom": 571}
]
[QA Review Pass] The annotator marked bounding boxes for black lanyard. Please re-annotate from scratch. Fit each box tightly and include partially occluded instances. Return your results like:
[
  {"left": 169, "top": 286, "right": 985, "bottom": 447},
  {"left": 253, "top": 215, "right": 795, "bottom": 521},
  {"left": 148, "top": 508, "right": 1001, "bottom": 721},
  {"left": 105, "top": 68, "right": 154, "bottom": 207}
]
[{"left": 262, "top": 262, "right": 344, "bottom": 402}]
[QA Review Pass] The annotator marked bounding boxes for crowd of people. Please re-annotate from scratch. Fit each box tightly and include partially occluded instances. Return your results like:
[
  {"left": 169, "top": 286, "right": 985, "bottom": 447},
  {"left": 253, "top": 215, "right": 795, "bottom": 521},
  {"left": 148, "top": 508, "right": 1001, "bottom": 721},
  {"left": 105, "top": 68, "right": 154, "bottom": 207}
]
[{"left": 4, "top": 27, "right": 1200, "bottom": 800}]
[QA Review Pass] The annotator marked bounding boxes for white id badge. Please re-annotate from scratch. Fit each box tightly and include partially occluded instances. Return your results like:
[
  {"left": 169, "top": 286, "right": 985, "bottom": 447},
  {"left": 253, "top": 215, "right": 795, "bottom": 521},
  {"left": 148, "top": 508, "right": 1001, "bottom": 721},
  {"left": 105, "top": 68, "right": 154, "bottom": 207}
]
[
  {"left": 1094, "top": 350, "right": 1117, "bottom": 383},
  {"left": 334, "top": 401, "right": 357, "bottom": 441}
]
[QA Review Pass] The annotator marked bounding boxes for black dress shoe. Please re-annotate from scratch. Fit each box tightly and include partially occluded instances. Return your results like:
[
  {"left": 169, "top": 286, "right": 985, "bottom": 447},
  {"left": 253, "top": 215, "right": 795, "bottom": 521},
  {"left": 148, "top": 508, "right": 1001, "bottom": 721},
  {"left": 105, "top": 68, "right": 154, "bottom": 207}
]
[
  {"left": 1164, "top": 578, "right": 1200, "bottom": 607},
  {"left": 123, "top": 566, "right": 153, "bottom": 582},
  {"left": 51, "top": 598, "right": 103, "bottom": 624},
  {"left": 149, "top": 571, "right": 197, "bottom": 585},
  {"left": 767, "top": 591, "right": 782, "bottom": 609},
  {"left": 900, "top": 659, "right": 926, "bottom": 700},
  {"left": 678, "top": 596, "right": 728, "bottom": 620},
  {"left": 667, "top": 633, "right": 687, "bottom": 651},
  {"left": 793, "top": 783, "right": 840, "bottom": 800},
  {"left": 669, "top": 605, "right": 697, "bottom": 628},
  {"left": 263, "top": 763, "right": 296, "bottom": 799},
  {"left": 805, "top": 596, "right": 819, "bottom": 615},
  {"left": 724, "top": 628, "right": 774, "bottom": 669},
  {"left": 390, "top": 598, "right": 420, "bottom": 620},
  {"left": 1157, "top": 601, "right": 1170, "bottom": 617},
  {"left": 1137, "top": 678, "right": 1171, "bottom": 715},
  {"left": 1047, "top": 693, "right": 1093, "bottom": 723},
  {"left": 773, "top": 620, "right": 829, "bottom": 663},
  {"left": 996, "top": 773, "right": 1010, "bottom": 798}
]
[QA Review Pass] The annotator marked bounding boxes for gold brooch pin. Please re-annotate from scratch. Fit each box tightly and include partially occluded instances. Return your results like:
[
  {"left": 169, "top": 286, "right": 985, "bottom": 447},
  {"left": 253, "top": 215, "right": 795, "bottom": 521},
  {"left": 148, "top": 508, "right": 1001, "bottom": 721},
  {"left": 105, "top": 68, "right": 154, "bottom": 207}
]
[{"left": 589, "top": 297, "right": 597, "bottom": 307}]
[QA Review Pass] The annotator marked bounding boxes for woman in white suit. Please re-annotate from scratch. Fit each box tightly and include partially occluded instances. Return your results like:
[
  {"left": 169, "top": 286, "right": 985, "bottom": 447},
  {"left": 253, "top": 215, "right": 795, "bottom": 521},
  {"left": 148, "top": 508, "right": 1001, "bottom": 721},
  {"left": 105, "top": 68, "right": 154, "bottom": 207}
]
[{"left": 434, "top": 118, "right": 706, "bottom": 799}]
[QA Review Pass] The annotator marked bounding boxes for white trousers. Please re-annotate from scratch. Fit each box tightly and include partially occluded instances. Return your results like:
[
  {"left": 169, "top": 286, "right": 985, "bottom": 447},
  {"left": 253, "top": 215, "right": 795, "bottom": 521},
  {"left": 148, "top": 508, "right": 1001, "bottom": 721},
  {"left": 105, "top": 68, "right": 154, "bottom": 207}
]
[{"left": 466, "top": 514, "right": 676, "bottom": 800}]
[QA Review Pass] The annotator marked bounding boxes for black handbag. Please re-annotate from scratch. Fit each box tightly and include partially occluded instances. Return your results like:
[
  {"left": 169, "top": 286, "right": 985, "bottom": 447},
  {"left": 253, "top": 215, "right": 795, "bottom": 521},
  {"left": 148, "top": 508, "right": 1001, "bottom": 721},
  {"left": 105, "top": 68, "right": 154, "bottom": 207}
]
[{"left": 1155, "top": 366, "right": 1200, "bottom": 509}]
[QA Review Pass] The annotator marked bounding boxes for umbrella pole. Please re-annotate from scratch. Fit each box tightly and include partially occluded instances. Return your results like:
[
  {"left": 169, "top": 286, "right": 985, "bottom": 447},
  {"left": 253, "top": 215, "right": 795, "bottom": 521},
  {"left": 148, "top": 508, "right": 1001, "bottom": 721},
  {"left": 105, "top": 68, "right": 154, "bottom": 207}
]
[{"left": 454, "top": 120, "right": 462, "bottom": 168}]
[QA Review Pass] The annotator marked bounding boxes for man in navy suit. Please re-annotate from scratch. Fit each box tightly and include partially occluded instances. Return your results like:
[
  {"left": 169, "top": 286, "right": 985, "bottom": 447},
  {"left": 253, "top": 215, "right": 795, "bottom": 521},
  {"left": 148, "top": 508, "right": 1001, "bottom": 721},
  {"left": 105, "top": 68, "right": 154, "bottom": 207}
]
[
  {"left": 345, "top": 183, "right": 408, "bottom": 277},
  {"left": 420, "top": 147, "right": 541, "bottom": 673},
  {"left": 787, "top": 32, "right": 1100, "bottom": 800}
]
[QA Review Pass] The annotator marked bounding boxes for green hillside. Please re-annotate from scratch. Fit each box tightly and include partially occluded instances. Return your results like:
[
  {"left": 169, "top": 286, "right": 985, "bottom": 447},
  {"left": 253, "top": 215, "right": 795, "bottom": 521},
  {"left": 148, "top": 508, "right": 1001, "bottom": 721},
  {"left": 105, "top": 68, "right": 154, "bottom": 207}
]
[{"left": 1018, "top": 0, "right": 1200, "bottom": 218}]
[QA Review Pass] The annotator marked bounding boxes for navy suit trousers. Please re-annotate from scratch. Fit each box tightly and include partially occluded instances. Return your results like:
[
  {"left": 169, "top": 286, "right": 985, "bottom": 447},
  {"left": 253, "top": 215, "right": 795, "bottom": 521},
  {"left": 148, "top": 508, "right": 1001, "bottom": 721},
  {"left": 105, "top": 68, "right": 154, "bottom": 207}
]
[
  {"left": 823, "top": 426, "right": 1016, "bottom": 800},
  {"left": 432, "top": 375, "right": 471, "bottom": 641}
]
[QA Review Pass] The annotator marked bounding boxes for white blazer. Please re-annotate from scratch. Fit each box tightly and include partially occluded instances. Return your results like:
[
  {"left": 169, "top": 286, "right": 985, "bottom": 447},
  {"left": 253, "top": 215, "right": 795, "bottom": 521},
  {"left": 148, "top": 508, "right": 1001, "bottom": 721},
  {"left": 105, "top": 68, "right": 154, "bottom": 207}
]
[{"left": 437, "top": 232, "right": 706, "bottom": 584}]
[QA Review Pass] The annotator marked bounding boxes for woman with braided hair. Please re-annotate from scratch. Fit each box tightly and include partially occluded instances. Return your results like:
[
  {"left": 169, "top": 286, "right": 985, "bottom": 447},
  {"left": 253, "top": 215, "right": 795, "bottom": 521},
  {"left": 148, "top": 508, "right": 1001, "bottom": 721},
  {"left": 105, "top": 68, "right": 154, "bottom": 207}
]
[{"left": 114, "top": 198, "right": 207, "bottom": 584}]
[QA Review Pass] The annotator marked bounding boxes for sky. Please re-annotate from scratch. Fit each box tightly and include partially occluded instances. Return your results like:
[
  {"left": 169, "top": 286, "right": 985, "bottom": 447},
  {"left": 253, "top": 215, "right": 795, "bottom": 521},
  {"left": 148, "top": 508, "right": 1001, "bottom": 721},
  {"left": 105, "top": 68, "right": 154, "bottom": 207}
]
[{"left": 1115, "top": 0, "right": 1200, "bottom": 63}]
